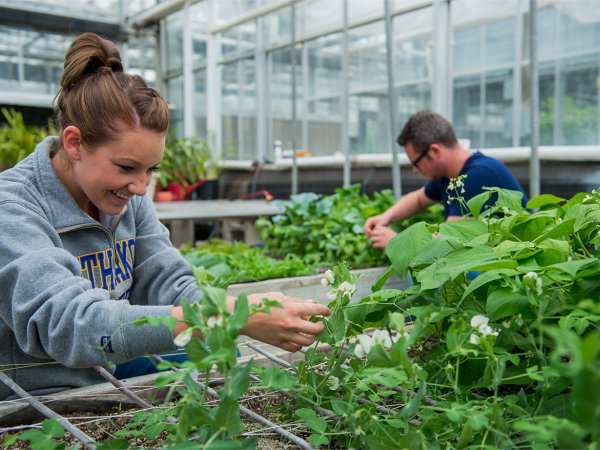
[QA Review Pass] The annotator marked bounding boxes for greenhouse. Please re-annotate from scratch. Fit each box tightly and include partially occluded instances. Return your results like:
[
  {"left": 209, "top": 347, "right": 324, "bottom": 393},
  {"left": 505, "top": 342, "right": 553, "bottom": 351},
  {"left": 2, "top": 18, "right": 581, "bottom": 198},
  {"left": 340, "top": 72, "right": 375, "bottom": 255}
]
[{"left": 1, "top": 0, "right": 600, "bottom": 448}]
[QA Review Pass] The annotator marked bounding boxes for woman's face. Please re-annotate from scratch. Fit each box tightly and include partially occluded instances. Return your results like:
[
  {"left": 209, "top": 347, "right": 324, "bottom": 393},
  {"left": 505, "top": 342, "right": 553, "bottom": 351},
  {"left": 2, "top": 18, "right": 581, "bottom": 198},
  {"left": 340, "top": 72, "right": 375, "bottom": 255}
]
[{"left": 63, "top": 126, "right": 165, "bottom": 217}]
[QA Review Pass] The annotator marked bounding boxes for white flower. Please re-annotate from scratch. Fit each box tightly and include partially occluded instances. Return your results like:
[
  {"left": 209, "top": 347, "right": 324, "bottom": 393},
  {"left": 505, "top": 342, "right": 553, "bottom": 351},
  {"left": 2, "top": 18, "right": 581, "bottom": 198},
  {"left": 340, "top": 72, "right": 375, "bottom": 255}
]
[
  {"left": 583, "top": 194, "right": 593, "bottom": 203},
  {"left": 326, "top": 289, "right": 337, "bottom": 300},
  {"left": 321, "top": 270, "right": 334, "bottom": 287},
  {"left": 391, "top": 329, "right": 409, "bottom": 342},
  {"left": 470, "top": 315, "right": 489, "bottom": 332},
  {"left": 480, "top": 325, "right": 499, "bottom": 337},
  {"left": 206, "top": 316, "right": 223, "bottom": 328},
  {"left": 353, "top": 334, "right": 372, "bottom": 358},
  {"left": 469, "top": 334, "right": 480, "bottom": 345},
  {"left": 326, "top": 376, "right": 340, "bottom": 391},
  {"left": 515, "top": 314, "right": 524, "bottom": 327},
  {"left": 338, "top": 281, "right": 356, "bottom": 299},
  {"left": 173, "top": 328, "right": 193, "bottom": 347},
  {"left": 371, "top": 329, "right": 393, "bottom": 349},
  {"left": 448, "top": 181, "right": 455, "bottom": 190},
  {"left": 523, "top": 271, "right": 543, "bottom": 295}
]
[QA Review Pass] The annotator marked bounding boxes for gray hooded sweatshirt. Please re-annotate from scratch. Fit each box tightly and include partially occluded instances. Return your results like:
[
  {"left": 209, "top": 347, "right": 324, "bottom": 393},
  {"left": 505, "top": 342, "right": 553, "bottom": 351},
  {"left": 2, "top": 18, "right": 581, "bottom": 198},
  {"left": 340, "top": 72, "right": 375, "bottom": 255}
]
[{"left": 0, "top": 137, "right": 203, "bottom": 400}]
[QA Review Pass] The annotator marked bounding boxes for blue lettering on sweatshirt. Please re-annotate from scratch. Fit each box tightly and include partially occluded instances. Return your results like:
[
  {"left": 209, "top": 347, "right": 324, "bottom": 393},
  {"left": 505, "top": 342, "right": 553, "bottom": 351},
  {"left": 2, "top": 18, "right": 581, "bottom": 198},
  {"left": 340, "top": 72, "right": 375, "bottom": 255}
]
[{"left": 77, "top": 238, "right": 135, "bottom": 298}]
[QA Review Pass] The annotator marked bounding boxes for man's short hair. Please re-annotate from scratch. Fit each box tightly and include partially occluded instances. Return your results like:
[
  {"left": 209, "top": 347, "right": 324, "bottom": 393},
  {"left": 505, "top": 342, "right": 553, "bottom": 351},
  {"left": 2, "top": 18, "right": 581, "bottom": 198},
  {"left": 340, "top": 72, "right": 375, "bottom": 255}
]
[{"left": 396, "top": 110, "right": 458, "bottom": 155}]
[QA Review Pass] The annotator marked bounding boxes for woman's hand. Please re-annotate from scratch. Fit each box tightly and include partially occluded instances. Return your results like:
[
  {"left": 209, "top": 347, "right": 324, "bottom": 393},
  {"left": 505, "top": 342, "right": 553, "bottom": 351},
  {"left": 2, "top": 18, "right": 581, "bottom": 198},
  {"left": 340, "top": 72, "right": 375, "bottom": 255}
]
[{"left": 239, "top": 292, "right": 331, "bottom": 352}]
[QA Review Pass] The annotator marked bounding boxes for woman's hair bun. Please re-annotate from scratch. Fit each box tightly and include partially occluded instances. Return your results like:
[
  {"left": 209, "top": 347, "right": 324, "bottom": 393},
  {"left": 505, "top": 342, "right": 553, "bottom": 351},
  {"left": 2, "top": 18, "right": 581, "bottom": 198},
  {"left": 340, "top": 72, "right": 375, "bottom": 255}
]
[{"left": 60, "top": 32, "right": 123, "bottom": 90}]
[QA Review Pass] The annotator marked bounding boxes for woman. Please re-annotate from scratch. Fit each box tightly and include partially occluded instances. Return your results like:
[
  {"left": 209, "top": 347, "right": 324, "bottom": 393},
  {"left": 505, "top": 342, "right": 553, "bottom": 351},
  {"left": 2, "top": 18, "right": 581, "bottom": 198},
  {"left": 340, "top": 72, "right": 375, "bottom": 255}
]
[{"left": 0, "top": 32, "right": 329, "bottom": 400}]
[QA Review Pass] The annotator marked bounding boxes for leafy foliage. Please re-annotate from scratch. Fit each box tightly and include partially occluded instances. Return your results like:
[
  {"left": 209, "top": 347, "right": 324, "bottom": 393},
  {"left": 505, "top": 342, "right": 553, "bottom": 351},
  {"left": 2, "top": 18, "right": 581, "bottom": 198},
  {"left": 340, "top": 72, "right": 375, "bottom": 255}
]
[
  {"left": 156, "top": 136, "right": 220, "bottom": 189},
  {"left": 0, "top": 108, "right": 55, "bottom": 169},
  {"left": 180, "top": 239, "right": 316, "bottom": 287},
  {"left": 256, "top": 184, "right": 443, "bottom": 268},
  {"left": 273, "top": 187, "right": 600, "bottom": 448}
]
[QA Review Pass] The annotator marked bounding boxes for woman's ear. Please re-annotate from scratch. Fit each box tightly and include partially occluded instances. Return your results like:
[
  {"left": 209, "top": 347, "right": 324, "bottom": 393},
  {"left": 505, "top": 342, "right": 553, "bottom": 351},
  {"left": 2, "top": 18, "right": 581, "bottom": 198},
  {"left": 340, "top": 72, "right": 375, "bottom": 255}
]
[{"left": 63, "top": 126, "right": 83, "bottom": 161}]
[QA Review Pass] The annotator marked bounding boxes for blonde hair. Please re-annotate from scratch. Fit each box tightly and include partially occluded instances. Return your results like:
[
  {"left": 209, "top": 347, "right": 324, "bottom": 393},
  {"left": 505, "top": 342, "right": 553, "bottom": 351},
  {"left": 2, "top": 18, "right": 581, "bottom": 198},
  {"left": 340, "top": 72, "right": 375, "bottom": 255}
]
[{"left": 54, "top": 32, "right": 169, "bottom": 151}]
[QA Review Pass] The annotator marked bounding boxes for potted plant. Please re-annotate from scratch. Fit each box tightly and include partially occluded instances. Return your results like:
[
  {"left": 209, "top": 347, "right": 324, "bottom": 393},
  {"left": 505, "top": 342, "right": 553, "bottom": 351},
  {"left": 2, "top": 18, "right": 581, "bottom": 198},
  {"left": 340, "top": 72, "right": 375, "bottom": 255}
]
[
  {"left": 0, "top": 108, "right": 54, "bottom": 171},
  {"left": 156, "top": 136, "right": 220, "bottom": 201}
]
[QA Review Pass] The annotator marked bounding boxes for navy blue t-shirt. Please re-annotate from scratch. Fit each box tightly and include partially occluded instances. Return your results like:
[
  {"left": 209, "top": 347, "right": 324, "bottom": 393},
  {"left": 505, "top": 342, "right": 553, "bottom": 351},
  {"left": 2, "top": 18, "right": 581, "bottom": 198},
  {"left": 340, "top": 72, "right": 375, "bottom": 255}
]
[{"left": 424, "top": 151, "right": 528, "bottom": 218}]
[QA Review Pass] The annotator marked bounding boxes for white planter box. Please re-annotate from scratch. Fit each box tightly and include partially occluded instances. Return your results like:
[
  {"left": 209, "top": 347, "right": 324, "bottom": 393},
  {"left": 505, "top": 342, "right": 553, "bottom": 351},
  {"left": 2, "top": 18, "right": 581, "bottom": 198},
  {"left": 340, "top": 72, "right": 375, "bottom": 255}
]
[{"left": 227, "top": 266, "right": 409, "bottom": 304}]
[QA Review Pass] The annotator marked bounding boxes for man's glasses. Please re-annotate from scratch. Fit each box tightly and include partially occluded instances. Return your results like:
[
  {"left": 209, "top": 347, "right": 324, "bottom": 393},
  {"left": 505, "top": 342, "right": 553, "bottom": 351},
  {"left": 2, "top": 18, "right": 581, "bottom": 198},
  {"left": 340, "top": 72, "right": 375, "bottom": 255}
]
[{"left": 409, "top": 145, "right": 431, "bottom": 168}]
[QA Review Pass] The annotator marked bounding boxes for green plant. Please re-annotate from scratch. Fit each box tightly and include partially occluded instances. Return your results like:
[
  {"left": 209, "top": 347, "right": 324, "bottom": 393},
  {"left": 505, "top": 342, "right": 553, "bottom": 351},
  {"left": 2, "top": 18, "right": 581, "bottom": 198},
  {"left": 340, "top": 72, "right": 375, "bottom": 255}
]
[
  {"left": 256, "top": 184, "right": 444, "bottom": 269},
  {"left": 259, "top": 187, "right": 600, "bottom": 448},
  {"left": 180, "top": 239, "right": 316, "bottom": 287},
  {"left": 157, "top": 136, "right": 220, "bottom": 189},
  {"left": 0, "top": 108, "right": 55, "bottom": 169}
]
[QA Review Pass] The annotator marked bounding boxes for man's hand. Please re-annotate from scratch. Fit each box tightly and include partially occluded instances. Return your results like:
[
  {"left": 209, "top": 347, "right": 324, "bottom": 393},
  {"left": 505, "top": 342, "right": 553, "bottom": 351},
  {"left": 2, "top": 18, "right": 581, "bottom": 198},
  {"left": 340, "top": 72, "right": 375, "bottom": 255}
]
[
  {"left": 241, "top": 292, "right": 331, "bottom": 352},
  {"left": 364, "top": 213, "right": 390, "bottom": 236},
  {"left": 369, "top": 225, "right": 397, "bottom": 249}
]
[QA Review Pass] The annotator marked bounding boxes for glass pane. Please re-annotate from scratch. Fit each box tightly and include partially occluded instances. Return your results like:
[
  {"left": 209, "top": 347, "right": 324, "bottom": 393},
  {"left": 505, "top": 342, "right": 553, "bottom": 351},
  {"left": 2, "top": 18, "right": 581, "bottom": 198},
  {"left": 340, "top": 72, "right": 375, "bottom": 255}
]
[
  {"left": 483, "top": 69, "right": 513, "bottom": 148},
  {"left": 561, "top": 57, "right": 598, "bottom": 145},
  {"left": 394, "top": 7, "right": 433, "bottom": 124},
  {"left": 215, "top": 0, "right": 261, "bottom": 27},
  {"left": 269, "top": 46, "right": 302, "bottom": 159},
  {"left": 302, "top": 0, "right": 343, "bottom": 39},
  {"left": 221, "top": 22, "right": 256, "bottom": 59},
  {"left": 194, "top": 69, "right": 207, "bottom": 138},
  {"left": 165, "top": 12, "right": 183, "bottom": 75},
  {"left": 348, "top": 0, "right": 383, "bottom": 26},
  {"left": 453, "top": 75, "right": 482, "bottom": 148},
  {"left": 265, "top": 6, "right": 292, "bottom": 49},
  {"left": 307, "top": 33, "right": 342, "bottom": 156},
  {"left": 166, "top": 75, "right": 184, "bottom": 138},
  {"left": 221, "top": 59, "right": 256, "bottom": 160},
  {"left": 348, "top": 21, "right": 388, "bottom": 154},
  {"left": 522, "top": 0, "right": 600, "bottom": 146},
  {"left": 192, "top": 2, "right": 209, "bottom": 68},
  {"left": 126, "top": 33, "right": 158, "bottom": 86},
  {"left": 484, "top": 18, "right": 515, "bottom": 67}
]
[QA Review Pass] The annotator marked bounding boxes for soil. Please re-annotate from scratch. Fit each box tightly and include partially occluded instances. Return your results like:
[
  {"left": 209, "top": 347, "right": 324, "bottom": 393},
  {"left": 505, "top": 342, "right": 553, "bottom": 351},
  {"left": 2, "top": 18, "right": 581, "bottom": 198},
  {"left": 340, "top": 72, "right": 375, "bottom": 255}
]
[{"left": 0, "top": 390, "right": 305, "bottom": 449}]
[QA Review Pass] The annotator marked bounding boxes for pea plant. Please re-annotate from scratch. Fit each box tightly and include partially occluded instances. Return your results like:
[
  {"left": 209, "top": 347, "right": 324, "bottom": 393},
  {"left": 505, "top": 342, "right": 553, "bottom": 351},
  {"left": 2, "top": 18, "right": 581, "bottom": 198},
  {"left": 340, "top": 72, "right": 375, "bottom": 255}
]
[
  {"left": 127, "top": 275, "right": 282, "bottom": 449},
  {"left": 258, "top": 187, "right": 600, "bottom": 448}
]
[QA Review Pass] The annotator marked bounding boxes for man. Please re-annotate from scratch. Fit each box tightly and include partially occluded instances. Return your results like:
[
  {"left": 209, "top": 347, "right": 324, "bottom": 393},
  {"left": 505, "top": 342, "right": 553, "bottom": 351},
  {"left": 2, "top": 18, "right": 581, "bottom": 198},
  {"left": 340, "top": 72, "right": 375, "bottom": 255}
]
[{"left": 365, "top": 110, "right": 528, "bottom": 248}]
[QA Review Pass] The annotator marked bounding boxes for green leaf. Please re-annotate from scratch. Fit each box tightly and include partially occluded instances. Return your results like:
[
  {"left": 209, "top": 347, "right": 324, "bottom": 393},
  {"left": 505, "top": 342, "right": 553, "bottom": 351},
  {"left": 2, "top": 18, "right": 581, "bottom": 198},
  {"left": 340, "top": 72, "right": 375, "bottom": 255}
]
[
  {"left": 324, "top": 310, "right": 346, "bottom": 344},
  {"left": 94, "top": 439, "right": 130, "bottom": 450},
  {"left": 371, "top": 266, "right": 395, "bottom": 292},
  {"left": 230, "top": 293, "right": 249, "bottom": 332},
  {"left": 467, "top": 190, "right": 493, "bottom": 217},
  {"left": 547, "top": 257, "right": 598, "bottom": 278},
  {"left": 527, "top": 194, "right": 566, "bottom": 209},
  {"left": 367, "top": 344, "right": 396, "bottom": 367},
  {"left": 461, "top": 269, "right": 517, "bottom": 300},
  {"left": 2, "top": 435, "right": 18, "bottom": 447},
  {"left": 439, "top": 218, "right": 488, "bottom": 241},
  {"left": 416, "top": 246, "right": 515, "bottom": 291},
  {"left": 497, "top": 188, "right": 526, "bottom": 212},
  {"left": 386, "top": 222, "right": 433, "bottom": 277},
  {"left": 41, "top": 419, "right": 65, "bottom": 439},
  {"left": 532, "top": 218, "right": 575, "bottom": 244},
  {"left": 227, "top": 361, "right": 252, "bottom": 399},
  {"left": 185, "top": 338, "right": 209, "bottom": 363},
  {"left": 308, "top": 433, "right": 329, "bottom": 448},
  {"left": 214, "top": 396, "right": 242, "bottom": 438},
  {"left": 255, "top": 366, "right": 297, "bottom": 390},
  {"left": 486, "top": 288, "right": 529, "bottom": 321},
  {"left": 296, "top": 408, "right": 327, "bottom": 434}
]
